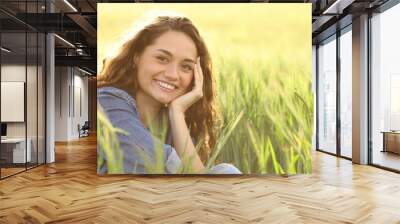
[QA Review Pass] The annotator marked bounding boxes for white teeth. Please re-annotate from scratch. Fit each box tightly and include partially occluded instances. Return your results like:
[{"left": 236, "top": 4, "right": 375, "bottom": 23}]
[{"left": 157, "top": 81, "right": 175, "bottom": 90}]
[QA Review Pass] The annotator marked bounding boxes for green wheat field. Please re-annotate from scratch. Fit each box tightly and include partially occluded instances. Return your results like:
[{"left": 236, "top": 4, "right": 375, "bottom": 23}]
[{"left": 97, "top": 4, "right": 313, "bottom": 174}]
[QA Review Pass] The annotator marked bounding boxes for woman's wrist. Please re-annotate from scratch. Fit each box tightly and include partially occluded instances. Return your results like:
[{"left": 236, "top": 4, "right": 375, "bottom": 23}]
[
  {"left": 168, "top": 105, "right": 186, "bottom": 133},
  {"left": 168, "top": 103, "right": 185, "bottom": 117}
]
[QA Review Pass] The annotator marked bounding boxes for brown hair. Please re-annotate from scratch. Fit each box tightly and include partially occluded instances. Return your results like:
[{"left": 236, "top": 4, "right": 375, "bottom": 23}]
[{"left": 98, "top": 14, "right": 220, "bottom": 161}]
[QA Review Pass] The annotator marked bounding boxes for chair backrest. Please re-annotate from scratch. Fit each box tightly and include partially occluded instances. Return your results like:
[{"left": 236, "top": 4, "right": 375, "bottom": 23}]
[{"left": 82, "top": 121, "right": 90, "bottom": 129}]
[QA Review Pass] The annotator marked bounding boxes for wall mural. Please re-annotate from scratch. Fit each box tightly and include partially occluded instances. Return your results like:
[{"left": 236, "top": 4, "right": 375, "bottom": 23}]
[{"left": 97, "top": 3, "right": 313, "bottom": 175}]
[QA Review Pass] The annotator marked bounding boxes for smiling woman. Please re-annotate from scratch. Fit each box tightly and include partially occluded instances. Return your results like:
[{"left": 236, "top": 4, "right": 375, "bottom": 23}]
[
  {"left": 135, "top": 31, "right": 196, "bottom": 108},
  {"left": 97, "top": 12, "right": 241, "bottom": 174}
]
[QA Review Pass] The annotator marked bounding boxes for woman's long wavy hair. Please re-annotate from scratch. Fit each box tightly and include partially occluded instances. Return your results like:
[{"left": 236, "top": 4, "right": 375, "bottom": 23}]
[{"left": 97, "top": 14, "right": 220, "bottom": 161}]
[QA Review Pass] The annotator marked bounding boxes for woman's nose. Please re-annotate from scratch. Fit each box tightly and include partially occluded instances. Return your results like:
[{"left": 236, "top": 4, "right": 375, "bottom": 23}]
[{"left": 164, "top": 64, "right": 179, "bottom": 81}]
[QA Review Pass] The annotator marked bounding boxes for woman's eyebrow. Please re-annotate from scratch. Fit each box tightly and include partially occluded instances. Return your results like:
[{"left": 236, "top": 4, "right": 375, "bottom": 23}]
[
  {"left": 182, "top": 58, "right": 195, "bottom": 64},
  {"left": 156, "top": 49, "right": 172, "bottom": 57},
  {"left": 156, "top": 49, "right": 195, "bottom": 64}
]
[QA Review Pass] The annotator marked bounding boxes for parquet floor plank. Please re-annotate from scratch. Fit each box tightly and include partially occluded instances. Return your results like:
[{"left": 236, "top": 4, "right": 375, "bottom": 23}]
[{"left": 0, "top": 135, "right": 399, "bottom": 223}]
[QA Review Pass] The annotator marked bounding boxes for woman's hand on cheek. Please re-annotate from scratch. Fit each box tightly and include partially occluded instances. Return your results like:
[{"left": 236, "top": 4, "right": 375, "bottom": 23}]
[
  {"left": 167, "top": 57, "right": 205, "bottom": 173},
  {"left": 169, "top": 57, "right": 203, "bottom": 114}
]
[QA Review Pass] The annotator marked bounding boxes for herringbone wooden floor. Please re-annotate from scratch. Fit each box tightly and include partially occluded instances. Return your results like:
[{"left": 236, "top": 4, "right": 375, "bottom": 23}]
[{"left": 1, "top": 135, "right": 400, "bottom": 223}]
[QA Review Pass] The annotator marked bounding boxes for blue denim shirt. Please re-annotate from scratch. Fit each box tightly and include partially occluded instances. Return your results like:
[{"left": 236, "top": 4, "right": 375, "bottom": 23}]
[{"left": 97, "top": 86, "right": 241, "bottom": 174}]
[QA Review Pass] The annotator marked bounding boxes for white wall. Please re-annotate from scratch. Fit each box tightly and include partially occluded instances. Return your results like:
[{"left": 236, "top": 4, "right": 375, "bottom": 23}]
[
  {"left": 72, "top": 73, "right": 89, "bottom": 138},
  {"left": 55, "top": 67, "right": 89, "bottom": 141},
  {"left": 55, "top": 67, "right": 69, "bottom": 141},
  {"left": 1, "top": 66, "right": 26, "bottom": 128},
  {"left": 1, "top": 63, "right": 46, "bottom": 164},
  {"left": 1, "top": 65, "right": 26, "bottom": 81},
  {"left": 1, "top": 65, "right": 36, "bottom": 138}
]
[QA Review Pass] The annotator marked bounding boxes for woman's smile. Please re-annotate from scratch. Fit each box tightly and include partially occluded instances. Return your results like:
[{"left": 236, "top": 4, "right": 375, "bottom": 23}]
[{"left": 154, "top": 79, "right": 177, "bottom": 92}]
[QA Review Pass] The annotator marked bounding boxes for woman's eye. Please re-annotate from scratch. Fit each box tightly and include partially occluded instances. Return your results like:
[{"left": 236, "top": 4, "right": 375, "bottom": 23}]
[
  {"left": 182, "top": 65, "right": 193, "bottom": 72},
  {"left": 156, "top": 56, "right": 168, "bottom": 63}
]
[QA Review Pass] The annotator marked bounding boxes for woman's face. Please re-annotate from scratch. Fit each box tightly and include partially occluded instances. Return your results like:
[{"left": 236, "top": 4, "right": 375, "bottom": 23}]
[{"left": 136, "top": 30, "right": 198, "bottom": 105}]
